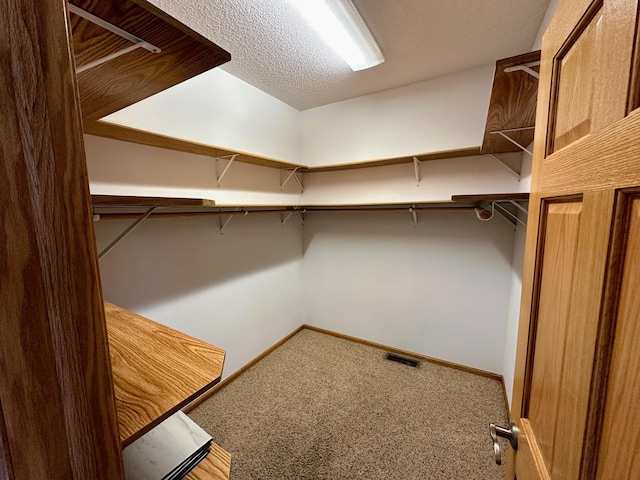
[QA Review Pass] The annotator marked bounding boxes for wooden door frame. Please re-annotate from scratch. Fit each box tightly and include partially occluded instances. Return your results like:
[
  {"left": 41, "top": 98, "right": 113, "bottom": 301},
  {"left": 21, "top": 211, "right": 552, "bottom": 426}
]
[{"left": 0, "top": 1, "right": 124, "bottom": 478}]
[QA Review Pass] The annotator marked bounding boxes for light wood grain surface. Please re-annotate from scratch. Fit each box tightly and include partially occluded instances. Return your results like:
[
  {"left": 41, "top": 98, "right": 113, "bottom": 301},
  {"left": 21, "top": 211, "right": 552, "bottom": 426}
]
[
  {"left": 105, "top": 302, "right": 225, "bottom": 447},
  {"left": 596, "top": 198, "right": 640, "bottom": 479},
  {"left": 185, "top": 443, "right": 232, "bottom": 480},
  {"left": 481, "top": 51, "right": 540, "bottom": 154},
  {"left": 511, "top": 0, "right": 640, "bottom": 478},
  {"left": 92, "top": 194, "right": 216, "bottom": 208},
  {"left": 70, "top": 0, "right": 230, "bottom": 120}
]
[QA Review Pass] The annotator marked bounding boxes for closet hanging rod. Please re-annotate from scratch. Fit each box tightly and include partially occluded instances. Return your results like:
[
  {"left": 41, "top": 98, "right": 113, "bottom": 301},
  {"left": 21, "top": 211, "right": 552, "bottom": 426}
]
[
  {"left": 95, "top": 205, "right": 474, "bottom": 220},
  {"left": 68, "top": 3, "right": 160, "bottom": 74}
]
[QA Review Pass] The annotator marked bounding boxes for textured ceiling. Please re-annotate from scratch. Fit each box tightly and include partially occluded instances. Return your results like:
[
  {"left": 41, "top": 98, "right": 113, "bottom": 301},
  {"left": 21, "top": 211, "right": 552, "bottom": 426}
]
[{"left": 149, "top": 0, "right": 550, "bottom": 111}]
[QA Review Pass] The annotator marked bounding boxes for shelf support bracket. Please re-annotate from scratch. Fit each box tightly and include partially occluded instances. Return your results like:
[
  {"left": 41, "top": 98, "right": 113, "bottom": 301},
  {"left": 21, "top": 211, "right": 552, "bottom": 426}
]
[
  {"left": 219, "top": 208, "right": 245, "bottom": 235},
  {"left": 296, "top": 210, "right": 305, "bottom": 226},
  {"left": 504, "top": 61, "right": 540, "bottom": 80},
  {"left": 216, "top": 154, "right": 239, "bottom": 187},
  {"left": 281, "top": 211, "right": 294, "bottom": 227},
  {"left": 487, "top": 154, "right": 521, "bottom": 180},
  {"left": 281, "top": 168, "right": 303, "bottom": 192},
  {"left": 489, "top": 127, "right": 535, "bottom": 155},
  {"left": 410, "top": 205, "right": 418, "bottom": 228},
  {"left": 413, "top": 157, "right": 421, "bottom": 186},
  {"left": 493, "top": 202, "right": 527, "bottom": 227},
  {"left": 98, "top": 207, "right": 156, "bottom": 259},
  {"left": 68, "top": 4, "right": 161, "bottom": 74}
]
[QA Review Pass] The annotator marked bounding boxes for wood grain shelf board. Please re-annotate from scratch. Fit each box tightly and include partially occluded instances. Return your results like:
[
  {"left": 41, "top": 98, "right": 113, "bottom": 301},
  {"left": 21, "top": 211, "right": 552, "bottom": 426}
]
[
  {"left": 299, "top": 147, "right": 482, "bottom": 173},
  {"left": 481, "top": 51, "right": 541, "bottom": 155},
  {"left": 84, "top": 121, "right": 305, "bottom": 169},
  {"left": 70, "top": 0, "right": 230, "bottom": 120},
  {"left": 451, "top": 193, "right": 530, "bottom": 203},
  {"left": 104, "top": 302, "right": 225, "bottom": 447},
  {"left": 92, "top": 195, "right": 215, "bottom": 208},
  {"left": 185, "top": 443, "right": 231, "bottom": 480},
  {"left": 84, "top": 121, "right": 482, "bottom": 172}
]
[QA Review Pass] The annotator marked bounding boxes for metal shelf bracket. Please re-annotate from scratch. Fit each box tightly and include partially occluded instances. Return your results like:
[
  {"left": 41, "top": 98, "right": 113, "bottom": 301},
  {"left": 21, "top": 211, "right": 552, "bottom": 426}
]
[
  {"left": 216, "top": 154, "right": 239, "bottom": 187},
  {"left": 68, "top": 4, "right": 161, "bottom": 74},
  {"left": 98, "top": 207, "right": 156, "bottom": 259},
  {"left": 476, "top": 201, "right": 527, "bottom": 228},
  {"left": 504, "top": 60, "right": 541, "bottom": 80},
  {"left": 413, "top": 157, "right": 421, "bottom": 186},
  {"left": 487, "top": 154, "right": 521, "bottom": 180},
  {"left": 219, "top": 208, "right": 246, "bottom": 235},
  {"left": 409, "top": 205, "right": 418, "bottom": 228},
  {"left": 280, "top": 168, "right": 304, "bottom": 192},
  {"left": 489, "top": 127, "right": 535, "bottom": 155}
]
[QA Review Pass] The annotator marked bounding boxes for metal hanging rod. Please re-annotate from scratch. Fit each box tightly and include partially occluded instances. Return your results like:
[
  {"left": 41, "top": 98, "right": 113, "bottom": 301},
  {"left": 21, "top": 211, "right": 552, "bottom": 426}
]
[
  {"left": 504, "top": 61, "right": 541, "bottom": 80},
  {"left": 474, "top": 201, "right": 527, "bottom": 227},
  {"left": 95, "top": 205, "right": 474, "bottom": 222},
  {"left": 68, "top": 4, "right": 161, "bottom": 74}
]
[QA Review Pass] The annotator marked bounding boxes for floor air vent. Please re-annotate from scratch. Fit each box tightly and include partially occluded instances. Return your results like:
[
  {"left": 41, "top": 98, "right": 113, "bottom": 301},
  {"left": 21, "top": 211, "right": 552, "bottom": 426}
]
[{"left": 385, "top": 353, "right": 420, "bottom": 368}]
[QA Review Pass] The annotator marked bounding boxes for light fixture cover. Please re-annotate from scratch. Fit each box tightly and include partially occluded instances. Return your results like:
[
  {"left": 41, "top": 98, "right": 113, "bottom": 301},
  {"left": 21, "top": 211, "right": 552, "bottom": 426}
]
[{"left": 289, "top": 0, "right": 384, "bottom": 71}]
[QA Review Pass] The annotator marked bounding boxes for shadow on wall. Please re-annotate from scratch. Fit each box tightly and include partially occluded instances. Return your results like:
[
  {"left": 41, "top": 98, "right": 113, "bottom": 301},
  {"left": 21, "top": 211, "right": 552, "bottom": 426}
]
[{"left": 94, "top": 213, "right": 303, "bottom": 310}]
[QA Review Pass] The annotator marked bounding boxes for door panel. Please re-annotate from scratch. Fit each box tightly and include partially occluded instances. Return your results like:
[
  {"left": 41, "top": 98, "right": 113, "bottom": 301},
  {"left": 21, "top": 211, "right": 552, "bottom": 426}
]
[
  {"left": 527, "top": 202, "right": 582, "bottom": 471},
  {"left": 552, "top": 10, "right": 602, "bottom": 152},
  {"left": 596, "top": 197, "right": 640, "bottom": 479},
  {"left": 510, "top": 0, "right": 640, "bottom": 479}
]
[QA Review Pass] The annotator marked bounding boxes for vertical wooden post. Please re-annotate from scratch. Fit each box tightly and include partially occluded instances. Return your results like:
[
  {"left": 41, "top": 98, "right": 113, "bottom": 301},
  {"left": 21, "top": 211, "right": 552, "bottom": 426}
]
[{"left": 0, "top": 1, "right": 124, "bottom": 478}]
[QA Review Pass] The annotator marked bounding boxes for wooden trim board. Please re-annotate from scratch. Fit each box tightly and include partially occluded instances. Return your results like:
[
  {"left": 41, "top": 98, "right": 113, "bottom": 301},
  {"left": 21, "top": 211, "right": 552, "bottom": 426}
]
[
  {"left": 303, "top": 325, "right": 504, "bottom": 381},
  {"left": 185, "top": 324, "right": 506, "bottom": 413},
  {"left": 184, "top": 442, "right": 231, "bottom": 480}
]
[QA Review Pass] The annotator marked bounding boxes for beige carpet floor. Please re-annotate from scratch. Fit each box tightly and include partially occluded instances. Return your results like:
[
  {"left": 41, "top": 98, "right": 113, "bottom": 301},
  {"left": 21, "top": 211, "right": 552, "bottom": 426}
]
[{"left": 189, "top": 329, "right": 509, "bottom": 479}]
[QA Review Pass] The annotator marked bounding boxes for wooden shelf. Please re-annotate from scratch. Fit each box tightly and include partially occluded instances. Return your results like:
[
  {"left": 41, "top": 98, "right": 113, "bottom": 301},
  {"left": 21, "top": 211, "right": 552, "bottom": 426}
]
[
  {"left": 70, "top": 0, "right": 230, "bottom": 121},
  {"left": 92, "top": 195, "right": 215, "bottom": 208},
  {"left": 481, "top": 51, "right": 541, "bottom": 155},
  {"left": 451, "top": 193, "right": 530, "bottom": 204},
  {"left": 185, "top": 443, "right": 231, "bottom": 480},
  {"left": 84, "top": 120, "right": 481, "bottom": 172},
  {"left": 105, "top": 302, "right": 225, "bottom": 447},
  {"left": 84, "top": 121, "right": 306, "bottom": 170}
]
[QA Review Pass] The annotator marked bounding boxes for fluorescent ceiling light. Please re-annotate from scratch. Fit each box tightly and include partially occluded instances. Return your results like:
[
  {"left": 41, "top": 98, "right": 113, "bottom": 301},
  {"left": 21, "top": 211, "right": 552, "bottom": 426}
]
[{"left": 288, "top": 0, "right": 384, "bottom": 71}]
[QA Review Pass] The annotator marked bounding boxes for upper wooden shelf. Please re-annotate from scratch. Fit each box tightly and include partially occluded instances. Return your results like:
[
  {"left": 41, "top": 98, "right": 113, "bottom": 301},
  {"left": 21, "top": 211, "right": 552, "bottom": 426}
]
[
  {"left": 481, "top": 51, "right": 541, "bottom": 155},
  {"left": 92, "top": 195, "right": 215, "bottom": 208},
  {"left": 451, "top": 193, "right": 530, "bottom": 204},
  {"left": 84, "top": 120, "right": 482, "bottom": 172},
  {"left": 70, "top": 0, "right": 230, "bottom": 121},
  {"left": 104, "top": 302, "right": 225, "bottom": 447}
]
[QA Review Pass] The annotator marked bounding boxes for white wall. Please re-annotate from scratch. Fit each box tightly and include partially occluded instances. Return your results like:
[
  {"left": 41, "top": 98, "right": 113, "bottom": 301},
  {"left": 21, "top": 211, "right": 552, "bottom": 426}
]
[
  {"left": 97, "top": 64, "right": 494, "bottom": 169},
  {"left": 502, "top": 149, "right": 532, "bottom": 408},
  {"left": 101, "top": 69, "right": 302, "bottom": 165},
  {"left": 95, "top": 214, "right": 304, "bottom": 378},
  {"left": 303, "top": 154, "right": 521, "bottom": 205},
  {"left": 300, "top": 64, "right": 495, "bottom": 166},
  {"left": 302, "top": 210, "right": 516, "bottom": 374}
]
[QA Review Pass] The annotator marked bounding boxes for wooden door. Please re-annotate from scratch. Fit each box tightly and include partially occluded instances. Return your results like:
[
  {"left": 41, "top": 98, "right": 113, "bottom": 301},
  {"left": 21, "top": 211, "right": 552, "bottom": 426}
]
[
  {"left": 510, "top": 0, "right": 640, "bottom": 478},
  {"left": 1, "top": 1, "right": 124, "bottom": 478}
]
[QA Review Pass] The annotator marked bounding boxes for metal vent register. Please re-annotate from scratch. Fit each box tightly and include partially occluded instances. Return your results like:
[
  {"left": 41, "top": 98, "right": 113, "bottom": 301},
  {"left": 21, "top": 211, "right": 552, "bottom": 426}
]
[{"left": 385, "top": 353, "right": 420, "bottom": 368}]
